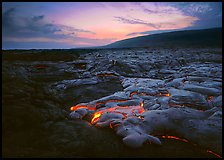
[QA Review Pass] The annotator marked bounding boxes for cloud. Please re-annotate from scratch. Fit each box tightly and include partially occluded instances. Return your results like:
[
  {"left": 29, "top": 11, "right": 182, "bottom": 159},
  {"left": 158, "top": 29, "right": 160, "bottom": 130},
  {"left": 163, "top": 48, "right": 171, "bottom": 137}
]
[
  {"left": 32, "top": 15, "right": 44, "bottom": 22},
  {"left": 2, "top": 8, "right": 101, "bottom": 47},
  {"left": 57, "top": 25, "right": 96, "bottom": 35},
  {"left": 166, "top": 2, "right": 218, "bottom": 17},
  {"left": 115, "top": 14, "right": 198, "bottom": 31},
  {"left": 165, "top": 2, "right": 222, "bottom": 29},
  {"left": 114, "top": 16, "right": 159, "bottom": 29},
  {"left": 181, "top": 2, "right": 212, "bottom": 14},
  {"left": 113, "top": 2, "right": 200, "bottom": 31}
]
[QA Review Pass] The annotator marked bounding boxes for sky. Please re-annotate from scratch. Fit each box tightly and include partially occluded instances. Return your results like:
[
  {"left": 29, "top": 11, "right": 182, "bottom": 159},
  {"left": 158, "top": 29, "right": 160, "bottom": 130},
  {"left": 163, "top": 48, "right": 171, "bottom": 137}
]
[{"left": 2, "top": 2, "right": 222, "bottom": 49}]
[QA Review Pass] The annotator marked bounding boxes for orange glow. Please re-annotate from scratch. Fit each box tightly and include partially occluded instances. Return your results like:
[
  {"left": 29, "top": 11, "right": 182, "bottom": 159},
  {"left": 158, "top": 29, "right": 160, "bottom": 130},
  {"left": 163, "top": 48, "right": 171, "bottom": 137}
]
[
  {"left": 137, "top": 116, "right": 144, "bottom": 120},
  {"left": 207, "top": 150, "right": 222, "bottom": 158},
  {"left": 90, "top": 105, "right": 145, "bottom": 124},
  {"left": 159, "top": 93, "right": 170, "bottom": 97},
  {"left": 35, "top": 64, "right": 48, "bottom": 69},
  {"left": 161, "top": 135, "right": 189, "bottom": 143},
  {"left": 75, "top": 63, "right": 86, "bottom": 69},
  {"left": 157, "top": 135, "right": 222, "bottom": 158},
  {"left": 109, "top": 122, "right": 113, "bottom": 129},
  {"left": 70, "top": 106, "right": 87, "bottom": 111},
  {"left": 138, "top": 108, "right": 145, "bottom": 114},
  {"left": 130, "top": 91, "right": 138, "bottom": 98},
  {"left": 96, "top": 102, "right": 104, "bottom": 105},
  {"left": 140, "top": 101, "right": 144, "bottom": 107},
  {"left": 91, "top": 112, "right": 102, "bottom": 124},
  {"left": 164, "top": 93, "right": 170, "bottom": 97},
  {"left": 71, "top": 90, "right": 145, "bottom": 126},
  {"left": 70, "top": 105, "right": 95, "bottom": 111},
  {"left": 207, "top": 96, "right": 214, "bottom": 102}
]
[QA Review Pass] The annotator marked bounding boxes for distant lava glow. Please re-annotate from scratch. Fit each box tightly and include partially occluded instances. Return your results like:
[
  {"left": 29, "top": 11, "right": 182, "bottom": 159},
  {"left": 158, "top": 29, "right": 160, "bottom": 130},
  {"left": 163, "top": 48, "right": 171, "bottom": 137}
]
[
  {"left": 207, "top": 150, "right": 222, "bottom": 158},
  {"left": 34, "top": 64, "right": 48, "bottom": 69},
  {"left": 160, "top": 135, "right": 189, "bottom": 143},
  {"left": 159, "top": 92, "right": 170, "bottom": 97},
  {"left": 207, "top": 96, "right": 214, "bottom": 102},
  {"left": 158, "top": 135, "right": 222, "bottom": 158}
]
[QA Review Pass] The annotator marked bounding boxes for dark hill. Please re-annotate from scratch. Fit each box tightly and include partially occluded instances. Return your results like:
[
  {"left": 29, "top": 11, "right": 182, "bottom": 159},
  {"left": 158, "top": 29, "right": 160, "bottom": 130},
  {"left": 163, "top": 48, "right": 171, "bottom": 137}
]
[{"left": 104, "top": 28, "right": 222, "bottom": 48}]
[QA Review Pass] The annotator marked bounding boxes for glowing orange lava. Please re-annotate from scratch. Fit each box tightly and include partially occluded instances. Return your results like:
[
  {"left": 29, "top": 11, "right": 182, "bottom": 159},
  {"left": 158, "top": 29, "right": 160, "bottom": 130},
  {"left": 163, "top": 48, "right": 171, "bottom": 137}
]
[
  {"left": 109, "top": 122, "right": 113, "bottom": 129},
  {"left": 90, "top": 104, "right": 145, "bottom": 124},
  {"left": 161, "top": 135, "right": 189, "bottom": 143},
  {"left": 138, "top": 107, "right": 145, "bottom": 114},
  {"left": 140, "top": 101, "right": 144, "bottom": 107},
  {"left": 207, "top": 96, "right": 214, "bottom": 102},
  {"left": 159, "top": 93, "right": 170, "bottom": 97},
  {"left": 129, "top": 91, "right": 138, "bottom": 98},
  {"left": 159, "top": 135, "right": 222, "bottom": 158},
  {"left": 91, "top": 112, "right": 102, "bottom": 124},
  {"left": 137, "top": 116, "right": 145, "bottom": 120},
  {"left": 75, "top": 63, "right": 86, "bottom": 69},
  {"left": 70, "top": 105, "right": 95, "bottom": 111},
  {"left": 35, "top": 64, "right": 48, "bottom": 69},
  {"left": 207, "top": 149, "right": 222, "bottom": 158},
  {"left": 164, "top": 93, "right": 170, "bottom": 97}
]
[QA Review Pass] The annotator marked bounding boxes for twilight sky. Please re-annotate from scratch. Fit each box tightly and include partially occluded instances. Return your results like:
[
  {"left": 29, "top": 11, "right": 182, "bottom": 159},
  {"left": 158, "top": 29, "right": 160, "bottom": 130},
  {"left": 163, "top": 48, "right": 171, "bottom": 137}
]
[{"left": 2, "top": 2, "right": 222, "bottom": 49}]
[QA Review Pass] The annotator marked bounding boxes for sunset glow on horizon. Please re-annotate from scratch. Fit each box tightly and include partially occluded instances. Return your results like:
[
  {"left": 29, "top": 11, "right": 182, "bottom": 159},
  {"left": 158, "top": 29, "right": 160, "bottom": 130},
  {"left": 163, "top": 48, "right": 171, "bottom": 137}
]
[{"left": 2, "top": 2, "right": 222, "bottom": 49}]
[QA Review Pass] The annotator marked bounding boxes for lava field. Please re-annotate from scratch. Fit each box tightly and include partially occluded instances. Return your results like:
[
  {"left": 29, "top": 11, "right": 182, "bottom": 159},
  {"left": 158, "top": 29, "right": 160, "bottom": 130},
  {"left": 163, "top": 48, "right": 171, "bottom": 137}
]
[{"left": 2, "top": 48, "right": 222, "bottom": 158}]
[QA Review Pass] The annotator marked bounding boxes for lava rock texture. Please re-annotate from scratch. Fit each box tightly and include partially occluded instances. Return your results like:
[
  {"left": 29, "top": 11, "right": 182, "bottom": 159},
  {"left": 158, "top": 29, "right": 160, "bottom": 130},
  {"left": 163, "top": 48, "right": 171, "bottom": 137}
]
[{"left": 2, "top": 48, "right": 222, "bottom": 158}]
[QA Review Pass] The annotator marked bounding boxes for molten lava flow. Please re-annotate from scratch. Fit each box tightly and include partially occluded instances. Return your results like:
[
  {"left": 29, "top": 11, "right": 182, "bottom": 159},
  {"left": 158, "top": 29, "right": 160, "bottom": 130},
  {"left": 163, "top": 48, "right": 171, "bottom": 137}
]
[
  {"left": 207, "top": 96, "right": 213, "bottom": 102},
  {"left": 90, "top": 103, "right": 145, "bottom": 125},
  {"left": 91, "top": 112, "right": 102, "bottom": 124},
  {"left": 161, "top": 135, "right": 189, "bottom": 143},
  {"left": 159, "top": 92, "right": 170, "bottom": 97},
  {"left": 70, "top": 105, "right": 96, "bottom": 111},
  {"left": 164, "top": 93, "right": 170, "bottom": 97},
  {"left": 140, "top": 101, "right": 144, "bottom": 107},
  {"left": 207, "top": 150, "right": 222, "bottom": 158},
  {"left": 157, "top": 135, "right": 222, "bottom": 158},
  {"left": 138, "top": 108, "right": 145, "bottom": 114},
  {"left": 129, "top": 91, "right": 138, "bottom": 99},
  {"left": 138, "top": 116, "right": 144, "bottom": 120},
  {"left": 35, "top": 64, "right": 48, "bottom": 69},
  {"left": 71, "top": 94, "right": 145, "bottom": 127},
  {"left": 109, "top": 122, "right": 113, "bottom": 129}
]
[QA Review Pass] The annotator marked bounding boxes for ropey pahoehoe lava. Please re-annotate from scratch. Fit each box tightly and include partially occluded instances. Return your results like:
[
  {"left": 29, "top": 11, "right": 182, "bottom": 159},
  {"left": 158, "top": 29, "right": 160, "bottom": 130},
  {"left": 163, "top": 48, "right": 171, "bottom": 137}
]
[{"left": 69, "top": 75, "right": 222, "bottom": 158}]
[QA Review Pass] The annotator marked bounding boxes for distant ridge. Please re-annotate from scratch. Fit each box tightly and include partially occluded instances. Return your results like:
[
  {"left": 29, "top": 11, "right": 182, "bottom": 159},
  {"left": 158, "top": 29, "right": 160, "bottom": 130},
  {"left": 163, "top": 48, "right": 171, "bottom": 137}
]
[{"left": 103, "top": 28, "right": 222, "bottom": 48}]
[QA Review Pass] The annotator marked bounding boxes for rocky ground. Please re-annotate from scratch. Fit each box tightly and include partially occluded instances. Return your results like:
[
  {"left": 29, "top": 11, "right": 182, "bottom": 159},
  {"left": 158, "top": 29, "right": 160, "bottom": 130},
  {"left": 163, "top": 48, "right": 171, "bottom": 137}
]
[{"left": 2, "top": 48, "right": 222, "bottom": 158}]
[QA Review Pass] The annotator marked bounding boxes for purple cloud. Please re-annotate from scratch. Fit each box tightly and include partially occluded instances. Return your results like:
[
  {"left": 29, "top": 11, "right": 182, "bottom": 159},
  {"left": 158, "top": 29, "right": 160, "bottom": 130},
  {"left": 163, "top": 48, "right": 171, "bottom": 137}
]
[
  {"left": 114, "top": 16, "right": 159, "bottom": 29},
  {"left": 2, "top": 7, "right": 108, "bottom": 48}
]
